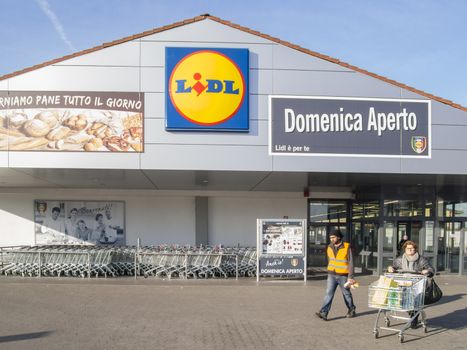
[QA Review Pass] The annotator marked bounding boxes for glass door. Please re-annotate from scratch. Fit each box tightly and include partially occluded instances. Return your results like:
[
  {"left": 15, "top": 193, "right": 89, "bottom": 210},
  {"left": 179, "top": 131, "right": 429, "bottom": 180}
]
[
  {"left": 365, "top": 223, "right": 379, "bottom": 270},
  {"left": 351, "top": 222, "right": 378, "bottom": 273},
  {"left": 438, "top": 222, "right": 462, "bottom": 273},
  {"left": 382, "top": 222, "right": 396, "bottom": 271},
  {"left": 307, "top": 200, "right": 348, "bottom": 270},
  {"left": 307, "top": 225, "right": 328, "bottom": 267},
  {"left": 422, "top": 221, "right": 435, "bottom": 265}
]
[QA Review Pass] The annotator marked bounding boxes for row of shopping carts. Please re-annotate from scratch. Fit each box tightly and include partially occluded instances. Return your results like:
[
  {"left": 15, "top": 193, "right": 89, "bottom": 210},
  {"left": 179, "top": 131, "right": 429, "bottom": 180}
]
[
  {"left": 0, "top": 245, "right": 257, "bottom": 279},
  {"left": 137, "top": 246, "right": 257, "bottom": 279},
  {"left": 0, "top": 245, "right": 122, "bottom": 277}
]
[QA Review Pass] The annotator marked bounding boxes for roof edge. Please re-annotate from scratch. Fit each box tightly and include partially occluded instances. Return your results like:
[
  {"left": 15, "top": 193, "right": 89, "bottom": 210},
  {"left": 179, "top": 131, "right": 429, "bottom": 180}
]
[{"left": 0, "top": 14, "right": 465, "bottom": 113}]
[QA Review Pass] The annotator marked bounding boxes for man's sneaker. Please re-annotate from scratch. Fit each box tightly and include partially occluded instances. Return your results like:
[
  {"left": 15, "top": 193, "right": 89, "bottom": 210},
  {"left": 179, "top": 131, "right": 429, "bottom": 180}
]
[
  {"left": 315, "top": 311, "right": 328, "bottom": 321},
  {"left": 346, "top": 309, "right": 356, "bottom": 318}
]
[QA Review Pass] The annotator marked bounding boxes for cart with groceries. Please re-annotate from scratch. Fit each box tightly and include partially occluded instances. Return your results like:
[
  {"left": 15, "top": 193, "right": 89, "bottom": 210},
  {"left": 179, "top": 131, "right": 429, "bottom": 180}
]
[{"left": 368, "top": 272, "right": 427, "bottom": 343}]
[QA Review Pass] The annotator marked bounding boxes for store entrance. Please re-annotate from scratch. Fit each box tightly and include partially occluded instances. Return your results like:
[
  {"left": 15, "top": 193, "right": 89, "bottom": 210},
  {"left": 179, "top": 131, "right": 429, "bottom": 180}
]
[{"left": 307, "top": 200, "right": 349, "bottom": 272}]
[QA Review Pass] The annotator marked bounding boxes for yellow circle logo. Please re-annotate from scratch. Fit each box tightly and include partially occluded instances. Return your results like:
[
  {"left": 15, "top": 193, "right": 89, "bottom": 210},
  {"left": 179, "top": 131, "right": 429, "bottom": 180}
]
[{"left": 169, "top": 50, "right": 245, "bottom": 125}]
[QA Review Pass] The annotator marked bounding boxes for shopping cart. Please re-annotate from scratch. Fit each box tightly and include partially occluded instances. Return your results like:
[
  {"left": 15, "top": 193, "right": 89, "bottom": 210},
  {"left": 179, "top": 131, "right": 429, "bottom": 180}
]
[{"left": 368, "top": 272, "right": 428, "bottom": 343}]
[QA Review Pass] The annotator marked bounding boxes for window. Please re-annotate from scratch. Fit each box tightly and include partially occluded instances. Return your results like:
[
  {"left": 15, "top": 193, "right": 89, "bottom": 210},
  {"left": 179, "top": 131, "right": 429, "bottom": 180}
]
[
  {"left": 383, "top": 200, "right": 432, "bottom": 217},
  {"left": 309, "top": 201, "right": 347, "bottom": 224},
  {"left": 442, "top": 201, "right": 467, "bottom": 218}
]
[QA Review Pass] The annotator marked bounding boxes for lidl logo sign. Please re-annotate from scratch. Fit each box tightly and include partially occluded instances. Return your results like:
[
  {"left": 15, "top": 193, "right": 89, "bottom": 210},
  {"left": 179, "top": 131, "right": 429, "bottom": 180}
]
[{"left": 166, "top": 47, "right": 249, "bottom": 131}]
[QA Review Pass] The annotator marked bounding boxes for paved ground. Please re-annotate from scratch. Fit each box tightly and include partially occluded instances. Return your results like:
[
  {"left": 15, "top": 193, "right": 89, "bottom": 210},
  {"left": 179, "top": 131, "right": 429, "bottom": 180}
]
[{"left": 0, "top": 274, "right": 466, "bottom": 350}]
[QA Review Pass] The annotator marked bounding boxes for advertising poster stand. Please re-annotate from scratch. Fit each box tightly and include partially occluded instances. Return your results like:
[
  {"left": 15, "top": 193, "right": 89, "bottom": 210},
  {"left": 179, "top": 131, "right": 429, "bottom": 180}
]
[{"left": 256, "top": 219, "right": 307, "bottom": 283}]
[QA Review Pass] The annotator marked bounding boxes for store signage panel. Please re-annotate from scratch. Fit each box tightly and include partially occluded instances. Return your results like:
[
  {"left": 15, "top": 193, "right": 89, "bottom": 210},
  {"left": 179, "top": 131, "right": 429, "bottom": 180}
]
[
  {"left": 257, "top": 219, "right": 306, "bottom": 280},
  {"left": 269, "top": 96, "right": 431, "bottom": 157},
  {"left": 166, "top": 47, "right": 249, "bottom": 131},
  {"left": 0, "top": 91, "right": 144, "bottom": 152},
  {"left": 34, "top": 200, "right": 125, "bottom": 245},
  {"left": 259, "top": 255, "right": 305, "bottom": 275}
]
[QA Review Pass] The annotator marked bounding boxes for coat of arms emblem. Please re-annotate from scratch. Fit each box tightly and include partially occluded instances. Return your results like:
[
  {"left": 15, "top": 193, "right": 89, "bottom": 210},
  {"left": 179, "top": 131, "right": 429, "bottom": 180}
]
[{"left": 411, "top": 136, "right": 427, "bottom": 154}]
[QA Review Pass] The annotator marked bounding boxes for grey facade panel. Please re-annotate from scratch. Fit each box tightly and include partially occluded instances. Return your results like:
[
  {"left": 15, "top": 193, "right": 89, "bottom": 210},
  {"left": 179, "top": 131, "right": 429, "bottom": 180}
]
[
  {"left": 271, "top": 70, "right": 402, "bottom": 98},
  {"left": 140, "top": 67, "right": 165, "bottom": 92},
  {"left": 140, "top": 144, "right": 272, "bottom": 171},
  {"left": 140, "top": 41, "right": 273, "bottom": 69},
  {"left": 271, "top": 153, "right": 402, "bottom": 173},
  {"left": 144, "top": 92, "right": 165, "bottom": 119},
  {"left": 250, "top": 69, "right": 273, "bottom": 95},
  {"left": 7, "top": 66, "right": 141, "bottom": 92},
  {"left": 8, "top": 151, "right": 141, "bottom": 169},
  {"left": 251, "top": 94, "right": 269, "bottom": 121},
  {"left": 400, "top": 149, "right": 467, "bottom": 174},
  {"left": 432, "top": 125, "right": 467, "bottom": 150},
  {"left": 144, "top": 119, "right": 267, "bottom": 145}
]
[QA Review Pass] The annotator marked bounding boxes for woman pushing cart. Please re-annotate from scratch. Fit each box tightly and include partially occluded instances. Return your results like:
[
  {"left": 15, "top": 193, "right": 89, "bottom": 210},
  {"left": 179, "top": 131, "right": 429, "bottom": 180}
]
[{"left": 368, "top": 240, "right": 434, "bottom": 343}]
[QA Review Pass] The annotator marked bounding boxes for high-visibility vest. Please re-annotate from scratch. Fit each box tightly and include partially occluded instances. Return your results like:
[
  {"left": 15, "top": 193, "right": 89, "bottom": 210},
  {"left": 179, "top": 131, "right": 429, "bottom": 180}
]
[{"left": 327, "top": 242, "right": 350, "bottom": 274}]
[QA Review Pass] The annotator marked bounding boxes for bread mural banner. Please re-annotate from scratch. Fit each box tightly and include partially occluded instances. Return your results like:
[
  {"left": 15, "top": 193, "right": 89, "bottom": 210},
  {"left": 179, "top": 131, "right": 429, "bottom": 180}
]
[{"left": 0, "top": 91, "right": 144, "bottom": 152}]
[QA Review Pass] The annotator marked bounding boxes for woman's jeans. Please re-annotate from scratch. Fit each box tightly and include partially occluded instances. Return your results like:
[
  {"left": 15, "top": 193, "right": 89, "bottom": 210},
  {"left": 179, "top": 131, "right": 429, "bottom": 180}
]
[{"left": 319, "top": 274, "right": 356, "bottom": 314}]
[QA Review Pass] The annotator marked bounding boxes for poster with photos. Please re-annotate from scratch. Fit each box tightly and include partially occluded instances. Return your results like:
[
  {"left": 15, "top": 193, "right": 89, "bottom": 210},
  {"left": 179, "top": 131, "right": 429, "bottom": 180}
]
[
  {"left": 34, "top": 200, "right": 125, "bottom": 245},
  {"left": 261, "top": 220, "right": 304, "bottom": 255}
]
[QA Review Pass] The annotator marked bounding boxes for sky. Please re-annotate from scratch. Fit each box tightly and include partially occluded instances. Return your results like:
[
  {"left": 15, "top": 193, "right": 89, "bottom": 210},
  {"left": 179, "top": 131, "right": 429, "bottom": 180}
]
[{"left": 0, "top": 0, "right": 466, "bottom": 107}]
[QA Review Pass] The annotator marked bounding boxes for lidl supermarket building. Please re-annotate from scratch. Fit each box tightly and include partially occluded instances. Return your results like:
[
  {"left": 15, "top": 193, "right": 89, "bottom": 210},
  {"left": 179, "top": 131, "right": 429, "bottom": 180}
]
[{"left": 1, "top": 14, "right": 466, "bottom": 276}]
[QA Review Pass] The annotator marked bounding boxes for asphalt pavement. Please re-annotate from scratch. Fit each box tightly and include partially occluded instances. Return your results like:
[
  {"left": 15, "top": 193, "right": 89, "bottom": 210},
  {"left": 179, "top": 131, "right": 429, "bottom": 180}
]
[{"left": 0, "top": 274, "right": 466, "bottom": 350}]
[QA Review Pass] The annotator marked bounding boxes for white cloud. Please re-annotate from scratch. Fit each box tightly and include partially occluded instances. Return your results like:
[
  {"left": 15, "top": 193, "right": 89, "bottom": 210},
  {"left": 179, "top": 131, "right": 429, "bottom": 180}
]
[{"left": 35, "top": 0, "right": 76, "bottom": 52}]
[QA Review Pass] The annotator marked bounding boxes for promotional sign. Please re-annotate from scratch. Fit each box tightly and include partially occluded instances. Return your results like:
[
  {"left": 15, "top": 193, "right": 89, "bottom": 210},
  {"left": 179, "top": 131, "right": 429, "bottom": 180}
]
[
  {"left": 257, "top": 219, "right": 307, "bottom": 281},
  {"left": 0, "top": 91, "right": 143, "bottom": 152},
  {"left": 258, "top": 255, "right": 305, "bottom": 275},
  {"left": 269, "top": 96, "right": 431, "bottom": 157},
  {"left": 34, "top": 200, "right": 125, "bottom": 245},
  {"left": 166, "top": 47, "right": 249, "bottom": 131}
]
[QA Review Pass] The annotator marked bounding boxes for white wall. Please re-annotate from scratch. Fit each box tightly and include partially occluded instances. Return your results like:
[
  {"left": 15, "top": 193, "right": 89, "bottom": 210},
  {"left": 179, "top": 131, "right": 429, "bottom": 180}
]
[
  {"left": 0, "top": 194, "right": 35, "bottom": 246},
  {"left": 208, "top": 195, "right": 307, "bottom": 247},
  {"left": 0, "top": 189, "right": 196, "bottom": 246},
  {"left": 0, "top": 189, "right": 308, "bottom": 247},
  {"left": 126, "top": 195, "right": 195, "bottom": 245}
]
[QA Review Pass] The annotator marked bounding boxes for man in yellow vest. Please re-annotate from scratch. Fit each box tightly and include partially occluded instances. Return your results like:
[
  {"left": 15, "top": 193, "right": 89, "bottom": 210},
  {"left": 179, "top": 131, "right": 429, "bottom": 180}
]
[{"left": 315, "top": 229, "right": 356, "bottom": 321}]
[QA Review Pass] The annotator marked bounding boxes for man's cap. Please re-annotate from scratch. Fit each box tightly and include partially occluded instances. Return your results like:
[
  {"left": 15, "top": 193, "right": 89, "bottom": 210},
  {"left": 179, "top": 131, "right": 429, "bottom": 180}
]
[{"left": 329, "top": 229, "right": 343, "bottom": 239}]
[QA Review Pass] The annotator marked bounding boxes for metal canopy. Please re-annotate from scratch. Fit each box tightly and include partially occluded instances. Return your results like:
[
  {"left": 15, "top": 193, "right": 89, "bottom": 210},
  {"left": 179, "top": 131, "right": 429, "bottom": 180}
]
[{"left": 1, "top": 168, "right": 467, "bottom": 195}]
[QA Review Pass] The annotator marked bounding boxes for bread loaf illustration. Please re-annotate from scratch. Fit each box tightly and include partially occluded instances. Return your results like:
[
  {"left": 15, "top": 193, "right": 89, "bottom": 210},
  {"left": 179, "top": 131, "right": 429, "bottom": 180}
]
[{"left": 23, "top": 119, "right": 51, "bottom": 137}]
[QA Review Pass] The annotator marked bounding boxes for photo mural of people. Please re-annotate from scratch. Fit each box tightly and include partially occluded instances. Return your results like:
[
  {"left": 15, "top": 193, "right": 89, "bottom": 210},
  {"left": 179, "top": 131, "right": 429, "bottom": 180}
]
[{"left": 34, "top": 200, "right": 125, "bottom": 245}]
